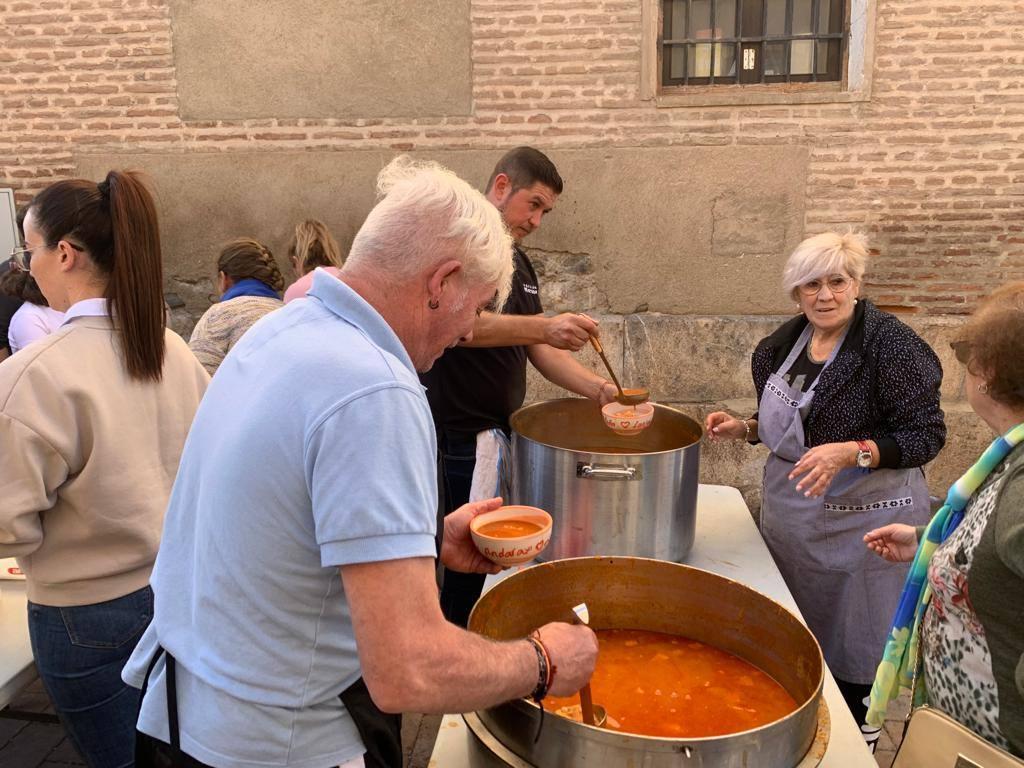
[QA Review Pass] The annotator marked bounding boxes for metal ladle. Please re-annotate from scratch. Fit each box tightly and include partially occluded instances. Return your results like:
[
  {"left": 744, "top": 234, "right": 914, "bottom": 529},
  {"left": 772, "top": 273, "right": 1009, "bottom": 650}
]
[
  {"left": 571, "top": 602, "right": 607, "bottom": 728},
  {"left": 587, "top": 335, "right": 650, "bottom": 406}
]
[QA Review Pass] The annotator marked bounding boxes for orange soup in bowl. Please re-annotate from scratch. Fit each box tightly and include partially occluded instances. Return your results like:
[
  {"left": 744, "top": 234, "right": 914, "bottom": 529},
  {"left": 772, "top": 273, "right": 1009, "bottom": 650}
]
[
  {"left": 470, "top": 505, "right": 553, "bottom": 566},
  {"left": 477, "top": 519, "right": 544, "bottom": 538}
]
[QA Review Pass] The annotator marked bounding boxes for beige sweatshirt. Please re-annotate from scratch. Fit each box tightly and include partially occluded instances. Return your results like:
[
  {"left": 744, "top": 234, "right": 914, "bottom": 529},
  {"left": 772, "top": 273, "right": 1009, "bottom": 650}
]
[{"left": 0, "top": 317, "right": 209, "bottom": 606}]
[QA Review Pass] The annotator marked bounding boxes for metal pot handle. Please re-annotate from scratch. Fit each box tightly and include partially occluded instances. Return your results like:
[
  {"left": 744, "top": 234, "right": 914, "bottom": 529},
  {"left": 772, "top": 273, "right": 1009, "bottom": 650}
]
[{"left": 576, "top": 463, "right": 642, "bottom": 480}]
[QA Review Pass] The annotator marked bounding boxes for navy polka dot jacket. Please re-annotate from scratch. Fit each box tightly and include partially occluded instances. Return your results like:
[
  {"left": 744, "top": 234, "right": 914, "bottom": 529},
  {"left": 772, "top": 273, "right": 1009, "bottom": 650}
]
[{"left": 751, "top": 299, "right": 947, "bottom": 470}]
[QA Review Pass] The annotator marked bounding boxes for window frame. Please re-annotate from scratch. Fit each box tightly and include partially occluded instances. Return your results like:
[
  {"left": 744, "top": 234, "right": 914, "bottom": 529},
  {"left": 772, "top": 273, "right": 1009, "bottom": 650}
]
[
  {"left": 660, "top": 0, "right": 846, "bottom": 87},
  {"left": 640, "top": 0, "right": 875, "bottom": 107}
]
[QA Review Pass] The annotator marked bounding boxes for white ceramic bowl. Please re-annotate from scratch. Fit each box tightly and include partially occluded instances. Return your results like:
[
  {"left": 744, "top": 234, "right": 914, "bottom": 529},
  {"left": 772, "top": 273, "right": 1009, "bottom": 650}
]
[
  {"left": 601, "top": 401, "right": 655, "bottom": 436},
  {"left": 470, "top": 506, "right": 553, "bottom": 567}
]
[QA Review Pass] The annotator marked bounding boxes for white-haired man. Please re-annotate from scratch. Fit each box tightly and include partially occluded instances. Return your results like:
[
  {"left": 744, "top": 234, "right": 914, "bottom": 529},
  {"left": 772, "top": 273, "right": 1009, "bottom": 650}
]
[
  {"left": 421, "top": 146, "right": 617, "bottom": 626},
  {"left": 124, "top": 157, "right": 598, "bottom": 768}
]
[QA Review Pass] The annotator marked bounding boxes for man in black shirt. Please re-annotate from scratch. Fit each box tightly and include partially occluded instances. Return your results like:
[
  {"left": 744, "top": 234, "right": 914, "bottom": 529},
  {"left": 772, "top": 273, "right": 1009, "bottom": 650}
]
[{"left": 421, "top": 147, "right": 616, "bottom": 626}]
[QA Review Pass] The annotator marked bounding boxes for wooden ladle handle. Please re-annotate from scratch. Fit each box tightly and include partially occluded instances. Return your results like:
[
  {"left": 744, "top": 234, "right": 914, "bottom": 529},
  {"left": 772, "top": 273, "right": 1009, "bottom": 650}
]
[{"left": 588, "top": 336, "right": 624, "bottom": 397}]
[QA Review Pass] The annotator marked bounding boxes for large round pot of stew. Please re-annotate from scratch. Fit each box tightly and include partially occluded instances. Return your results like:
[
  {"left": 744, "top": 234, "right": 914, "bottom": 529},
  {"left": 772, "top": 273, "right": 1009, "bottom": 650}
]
[
  {"left": 509, "top": 399, "right": 702, "bottom": 562},
  {"left": 467, "top": 557, "right": 825, "bottom": 768}
]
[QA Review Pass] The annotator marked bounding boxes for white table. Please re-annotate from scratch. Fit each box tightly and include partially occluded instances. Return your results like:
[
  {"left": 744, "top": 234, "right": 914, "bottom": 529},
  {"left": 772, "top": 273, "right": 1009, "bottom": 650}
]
[
  {"left": 430, "top": 484, "right": 877, "bottom": 767},
  {"left": 0, "top": 580, "right": 34, "bottom": 710}
]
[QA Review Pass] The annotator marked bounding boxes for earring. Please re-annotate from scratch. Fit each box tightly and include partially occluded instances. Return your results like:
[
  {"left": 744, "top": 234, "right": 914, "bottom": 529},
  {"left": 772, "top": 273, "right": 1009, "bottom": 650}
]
[
  {"left": 978, "top": 382, "right": 989, "bottom": 394},
  {"left": 854, "top": 298, "right": 859, "bottom": 304},
  {"left": 428, "top": 297, "right": 439, "bottom": 310}
]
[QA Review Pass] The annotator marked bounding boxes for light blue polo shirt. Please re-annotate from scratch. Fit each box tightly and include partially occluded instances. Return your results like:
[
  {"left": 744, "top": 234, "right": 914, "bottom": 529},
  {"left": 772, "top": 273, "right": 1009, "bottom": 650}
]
[{"left": 124, "top": 271, "right": 438, "bottom": 768}]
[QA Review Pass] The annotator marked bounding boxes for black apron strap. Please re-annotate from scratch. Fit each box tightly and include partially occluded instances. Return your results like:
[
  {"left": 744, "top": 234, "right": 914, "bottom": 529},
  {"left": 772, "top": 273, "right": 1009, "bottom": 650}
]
[
  {"left": 435, "top": 441, "right": 446, "bottom": 589},
  {"left": 338, "top": 677, "right": 402, "bottom": 768},
  {"left": 165, "top": 653, "right": 181, "bottom": 755},
  {"left": 136, "top": 644, "right": 192, "bottom": 767},
  {"left": 138, "top": 644, "right": 164, "bottom": 705}
]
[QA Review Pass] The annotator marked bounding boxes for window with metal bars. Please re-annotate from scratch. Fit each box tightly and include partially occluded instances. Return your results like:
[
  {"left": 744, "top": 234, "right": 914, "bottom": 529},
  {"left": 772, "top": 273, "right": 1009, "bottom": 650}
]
[{"left": 661, "top": 0, "right": 846, "bottom": 87}]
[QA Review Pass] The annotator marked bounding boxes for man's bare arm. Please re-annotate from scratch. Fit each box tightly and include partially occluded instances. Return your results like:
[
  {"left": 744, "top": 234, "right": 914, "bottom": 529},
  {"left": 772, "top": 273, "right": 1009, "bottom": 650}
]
[
  {"left": 342, "top": 557, "right": 597, "bottom": 713},
  {"left": 527, "top": 343, "right": 617, "bottom": 404},
  {"left": 461, "top": 312, "right": 598, "bottom": 351}
]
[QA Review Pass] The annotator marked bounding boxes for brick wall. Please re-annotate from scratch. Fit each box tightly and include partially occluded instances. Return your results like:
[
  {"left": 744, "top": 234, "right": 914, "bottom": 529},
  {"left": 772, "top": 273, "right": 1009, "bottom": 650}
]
[
  {"left": 2, "top": 0, "right": 1017, "bottom": 510},
  {"left": 2, "top": 0, "right": 1022, "bottom": 315}
]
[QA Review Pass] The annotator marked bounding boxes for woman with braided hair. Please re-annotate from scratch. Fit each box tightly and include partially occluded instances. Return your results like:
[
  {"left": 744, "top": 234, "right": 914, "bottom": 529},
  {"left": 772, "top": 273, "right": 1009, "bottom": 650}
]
[{"left": 189, "top": 237, "right": 285, "bottom": 375}]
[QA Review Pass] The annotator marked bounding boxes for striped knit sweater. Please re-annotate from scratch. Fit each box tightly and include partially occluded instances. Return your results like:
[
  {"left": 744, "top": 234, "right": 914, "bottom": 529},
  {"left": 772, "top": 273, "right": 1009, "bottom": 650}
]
[{"left": 188, "top": 296, "right": 282, "bottom": 375}]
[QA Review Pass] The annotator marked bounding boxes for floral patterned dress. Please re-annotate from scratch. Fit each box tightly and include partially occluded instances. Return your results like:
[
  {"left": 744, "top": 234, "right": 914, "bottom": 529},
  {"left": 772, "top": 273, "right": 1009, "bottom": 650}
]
[{"left": 921, "top": 464, "right": 1010, "bottom": 751}]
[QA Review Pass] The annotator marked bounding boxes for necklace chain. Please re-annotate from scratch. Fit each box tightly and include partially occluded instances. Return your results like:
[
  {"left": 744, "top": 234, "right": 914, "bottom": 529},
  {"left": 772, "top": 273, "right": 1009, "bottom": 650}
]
[{"left": 808, "top": 333, "right": 834, "bottom": 364}]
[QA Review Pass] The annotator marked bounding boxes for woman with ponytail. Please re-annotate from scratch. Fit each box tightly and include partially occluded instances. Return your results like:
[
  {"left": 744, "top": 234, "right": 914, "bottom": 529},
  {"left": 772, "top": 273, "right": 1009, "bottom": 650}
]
[
  {"left": 189, "top": 237, "right": 284, "bottom": 375},
  {"left": 282, "top": 218, "right": 344, "bottom": 303},
  {"left": 0, "top": 171, "right": 208, "bottom": 768}
]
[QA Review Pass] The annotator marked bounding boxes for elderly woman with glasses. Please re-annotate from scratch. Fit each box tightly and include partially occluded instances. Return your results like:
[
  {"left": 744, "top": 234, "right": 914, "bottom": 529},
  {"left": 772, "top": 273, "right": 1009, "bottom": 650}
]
[
  {"left": 865, "top": 282, "right": 1024, "bottom": 757},
  {"left": 706, "top": 232, "right": 946, "bottom": 748}
]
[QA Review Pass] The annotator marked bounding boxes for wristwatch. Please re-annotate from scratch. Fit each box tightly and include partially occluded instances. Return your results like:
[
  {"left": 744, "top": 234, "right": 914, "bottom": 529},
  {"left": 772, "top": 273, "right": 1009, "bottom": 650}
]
[{"left": 855, "top": 440, "right": 873, "bottom": 469}]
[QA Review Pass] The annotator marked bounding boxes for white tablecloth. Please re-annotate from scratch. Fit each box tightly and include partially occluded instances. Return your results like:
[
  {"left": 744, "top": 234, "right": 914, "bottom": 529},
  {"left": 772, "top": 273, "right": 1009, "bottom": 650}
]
[{"left": 0, "top": 580, "right": 34, "bottom": 710}]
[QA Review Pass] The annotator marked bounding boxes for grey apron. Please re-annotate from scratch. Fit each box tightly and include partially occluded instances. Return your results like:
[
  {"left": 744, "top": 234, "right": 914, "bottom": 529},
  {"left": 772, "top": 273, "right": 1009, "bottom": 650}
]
[{"left": 758, "top": 323, "right": 929, "bottom": 684}]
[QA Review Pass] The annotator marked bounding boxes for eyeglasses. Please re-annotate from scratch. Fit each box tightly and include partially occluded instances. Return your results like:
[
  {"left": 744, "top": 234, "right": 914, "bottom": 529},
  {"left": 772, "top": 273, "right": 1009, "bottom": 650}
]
[
  {"left": 950, "top": 339, "right": 972, "bottom": 365},
  {"left": 8, "top": 245, "right": 40, "bottom": 271},
  {"left": 8, "top": 240, "right": 83, "bottom": 271},
  {"left": 798, "top": 274, "right": 854, "bottom": 296}
]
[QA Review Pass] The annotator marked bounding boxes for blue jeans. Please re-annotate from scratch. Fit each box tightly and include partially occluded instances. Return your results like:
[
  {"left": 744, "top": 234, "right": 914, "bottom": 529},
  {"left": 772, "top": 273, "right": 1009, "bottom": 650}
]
[{"left": 28, "top": 586, "right": 154, "bottom": 768}]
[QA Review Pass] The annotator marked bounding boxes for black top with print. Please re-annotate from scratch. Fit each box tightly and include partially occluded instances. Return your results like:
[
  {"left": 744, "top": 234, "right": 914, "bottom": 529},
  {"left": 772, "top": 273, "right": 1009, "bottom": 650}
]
[
  {"left": 420, "top": 245, "right": 543, "bottom": 439},
  {"left": 751, "top": 299, "right": 946, "bottom": 470},
  {"left": 782, "top": 346, "right": 826, "bottom": 393}
]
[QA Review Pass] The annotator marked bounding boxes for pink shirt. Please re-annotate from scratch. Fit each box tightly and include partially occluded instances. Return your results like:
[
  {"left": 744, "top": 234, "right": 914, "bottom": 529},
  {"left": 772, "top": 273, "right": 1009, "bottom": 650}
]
[{"left": 283, "top": 267, "right": 342, "bottom": 304}]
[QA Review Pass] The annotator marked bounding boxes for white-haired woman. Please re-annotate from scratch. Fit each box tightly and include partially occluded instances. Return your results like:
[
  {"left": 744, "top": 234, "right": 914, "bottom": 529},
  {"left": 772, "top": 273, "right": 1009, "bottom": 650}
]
[{"left": 706, "top": 232, "right": 946, "bottom": 749}]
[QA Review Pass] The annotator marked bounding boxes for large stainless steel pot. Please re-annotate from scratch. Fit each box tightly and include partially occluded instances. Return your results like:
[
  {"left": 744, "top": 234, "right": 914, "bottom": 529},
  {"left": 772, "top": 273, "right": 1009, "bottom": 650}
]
[
  {"left": 509, "top": 398, "right": 702, "bottom": 561},
  {"left": 468, "top": 557, "right": 825, "bottom": 768}
]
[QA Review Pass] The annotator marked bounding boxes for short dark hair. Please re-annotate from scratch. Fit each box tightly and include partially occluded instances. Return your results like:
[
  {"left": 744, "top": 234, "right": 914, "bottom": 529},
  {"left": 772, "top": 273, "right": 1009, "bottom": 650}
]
[
  {"left": 0, "top": 267, "right": 47, "bottom": 305},
  {"left": 485, "top": 146, "right": 563, "bottom": 196}
]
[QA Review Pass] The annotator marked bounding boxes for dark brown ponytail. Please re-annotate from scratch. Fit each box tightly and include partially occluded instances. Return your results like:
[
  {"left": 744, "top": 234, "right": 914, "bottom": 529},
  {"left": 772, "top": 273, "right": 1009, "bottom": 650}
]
[{"left": 28, "top": 170, "right": 166, "bottom": 381}]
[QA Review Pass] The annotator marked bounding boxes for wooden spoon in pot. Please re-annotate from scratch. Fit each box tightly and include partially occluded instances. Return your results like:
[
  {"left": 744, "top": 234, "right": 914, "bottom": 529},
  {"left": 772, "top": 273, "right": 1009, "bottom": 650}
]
[{"left": 570, "top": 603, "right": 607, "bottom": 728}]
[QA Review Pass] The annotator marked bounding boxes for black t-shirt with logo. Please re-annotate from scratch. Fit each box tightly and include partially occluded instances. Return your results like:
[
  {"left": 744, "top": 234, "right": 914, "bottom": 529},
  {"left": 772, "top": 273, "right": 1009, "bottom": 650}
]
[
  {"left": 782, "top": 345, "right": 825, "bottom": 393},
  {"left": 420, "top": 245, "right": 543, "bottom": 439}
]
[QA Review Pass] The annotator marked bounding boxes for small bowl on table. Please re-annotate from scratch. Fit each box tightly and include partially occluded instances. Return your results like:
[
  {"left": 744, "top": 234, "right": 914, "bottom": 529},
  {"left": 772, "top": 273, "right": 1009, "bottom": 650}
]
[
  {"left": 601, "top": 401, "right": 654, "bottom": 436},
  {"left": 470, "top": 505, "right": 553, "bottom": 567}
]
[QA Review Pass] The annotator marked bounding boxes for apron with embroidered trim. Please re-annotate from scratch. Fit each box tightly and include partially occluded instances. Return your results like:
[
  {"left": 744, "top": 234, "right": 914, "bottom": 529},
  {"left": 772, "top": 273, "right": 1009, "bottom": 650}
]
[{"left": 758, "top": 323, "right": 929, "bottom": 683}]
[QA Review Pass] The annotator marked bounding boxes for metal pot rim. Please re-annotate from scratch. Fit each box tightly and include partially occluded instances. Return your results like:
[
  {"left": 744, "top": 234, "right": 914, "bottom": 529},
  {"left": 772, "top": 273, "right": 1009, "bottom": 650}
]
[
  {"left": 474, "top": 556, "right": 824, "bottom": 745},
  {"left": 510, "top": 399, "right": 704, "bottom": 456}
]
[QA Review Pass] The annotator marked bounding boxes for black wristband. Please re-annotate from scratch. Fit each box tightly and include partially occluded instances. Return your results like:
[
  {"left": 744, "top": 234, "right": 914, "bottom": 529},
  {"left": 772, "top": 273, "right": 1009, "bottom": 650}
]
[{"left": 526, "top": 636, "right": 550, "bottom": 701}]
